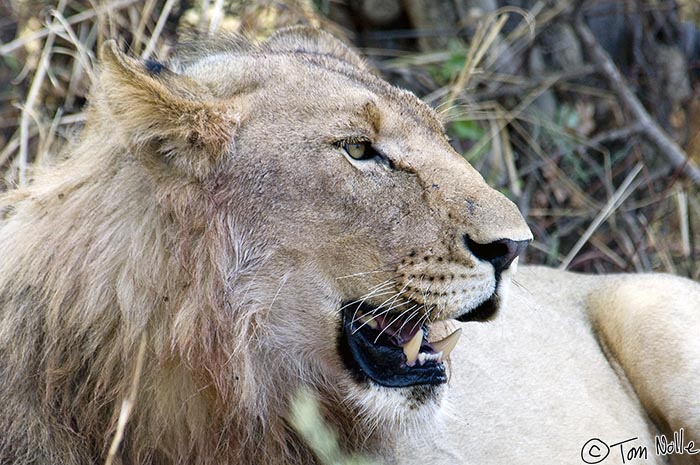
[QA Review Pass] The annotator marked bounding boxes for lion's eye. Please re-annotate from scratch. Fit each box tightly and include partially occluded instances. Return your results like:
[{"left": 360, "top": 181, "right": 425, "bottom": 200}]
[
  {"left": 344, "top": 142, "right": 369, "bottom": 160},
  {"left": 339, "top": 140, "right": 391, "bottom": 167}
]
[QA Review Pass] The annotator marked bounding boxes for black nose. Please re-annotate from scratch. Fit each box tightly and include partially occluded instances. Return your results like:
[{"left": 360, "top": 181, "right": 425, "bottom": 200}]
[{"left": 465, "top": 235, "right": 530, "bottom": 273}]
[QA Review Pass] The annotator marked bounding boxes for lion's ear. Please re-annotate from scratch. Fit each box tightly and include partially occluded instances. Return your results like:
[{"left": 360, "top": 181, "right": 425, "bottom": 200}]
[
  {"left": 99, "top": 40, "right": 238, "bottom": 179},
  {"left": 262, "top": 26, "right": 367, "bottom": 70}
]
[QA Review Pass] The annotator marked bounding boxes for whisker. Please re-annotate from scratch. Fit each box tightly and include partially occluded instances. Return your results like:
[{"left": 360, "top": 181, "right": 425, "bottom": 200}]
[
  {"left": 352, "top": 300, "right": 409, "bottom": 323},
  {"left": 366, "top": 276, "right": 413, "bottom": 316},
  {"left": 408, "top": 305, "right": 428, "bottom": 334},
  {"left": 380, "top": 291, "right": 415, "bottom": 326},
  {"left": 418, "top": 312, "right": 431, "bottom": 330},
  {"left": 379, "top": 292, "right": 419, "bottom": 330},
  {"left": 351, "top": 296, "right": 409, "bottom": 325},
  {"left": 352, "top": 299, "right": 411, "bottom": 334},
  {"left": 436, "top": 294, "right": 447, "bottom": 322},
  {"left": 421, "top": 305, "right": 434, "bottom": 326},
  {"left": 394, "top": 305, "right": 422, "bottom": 335},
  {"left": 338, "top": 278, "right": 395, "bottom": 314},
  {"left": 339, "top": 287, "right": 395, "bottom": 313},
  {"left": 370, "top": 279, "right": 416, "bottom": 341},
  {"left": 334, "top": 268, "right": 395, "bottom": 280},
  {"left": 365, "top": 290, "right": 401, "bottom": 317},
  {"left": 354, "top": 285, "right": 415, "bottom": 326},
  {"left": 512, "top": 277, "right": 530, "bottom": 292},
  {"left": 361, "top": 277, "right": 396, "bottom": 295},
  {"left": 352, "top": 286, "right": 395, "bottom": 322}
]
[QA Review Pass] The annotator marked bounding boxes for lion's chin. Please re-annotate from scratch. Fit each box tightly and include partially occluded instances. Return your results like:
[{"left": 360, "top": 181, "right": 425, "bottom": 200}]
[
  {"left": 455, "top": 291, "right": 501, "bottom": 322},
  {"left": 338, "top": 303, "right": 464, "bottom": 388},
  {"left": 455, "top": 271, "right": 505, "bottom": 323}
]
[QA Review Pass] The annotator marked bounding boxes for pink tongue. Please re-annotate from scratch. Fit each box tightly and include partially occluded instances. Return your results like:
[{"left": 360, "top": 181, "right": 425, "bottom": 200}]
[{"left": 372, "top": 315, "right": 422, "bottom": 345}]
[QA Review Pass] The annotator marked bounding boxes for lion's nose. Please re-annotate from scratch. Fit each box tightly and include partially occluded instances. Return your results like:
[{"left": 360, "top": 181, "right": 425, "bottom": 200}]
[{"left": 464, "top": 235, "right": 530, "bottom": 273}]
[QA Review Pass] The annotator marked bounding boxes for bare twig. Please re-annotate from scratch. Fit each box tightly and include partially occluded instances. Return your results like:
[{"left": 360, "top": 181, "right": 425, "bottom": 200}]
[
  {"left": 141, "top": 0, "right": 177, "bottom": 59},
  {"left": 543, "top": 122, "right": 645, "bottom": 167},
  {"left": 676, "top": 189, "right": 691, "bottom": 257},
  {"left": 49, "top": 10, "right": 96, "bottom": 82},
  {"left": 464, "top": 78, "right": 558, "bottom": 161},
  {"left": 499, "top": 113, "right": 521, "bottom": 196},
  {"left": 0, "top": 129, "right": 23, "bottom": 168},
  {"left": 559, "top": 163, "right": 644, "bottom": 270},
  {"left": 208, "top": 0, "right": 226, "bottom": 33},
  {"left": 574, "top": 16, "right": 700, "bottom": 185}
]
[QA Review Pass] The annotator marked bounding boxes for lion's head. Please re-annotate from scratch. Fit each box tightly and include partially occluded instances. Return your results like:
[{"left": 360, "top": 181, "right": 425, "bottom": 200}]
[{"left": 0, "top": 27, "right": 531, "bottom": 465}]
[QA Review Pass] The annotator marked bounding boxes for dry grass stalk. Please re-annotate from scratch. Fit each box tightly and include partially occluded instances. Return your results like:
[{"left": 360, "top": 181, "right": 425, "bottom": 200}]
[
  {"left": 444, "top": 12, "right": 508, "bottom": 111},
  {"left": 559, "top": 164, "right": 643, "bottom": 269},
  {"left": 0, "top": 0, "right": 140, "bottom": 55},
  {"left": 104, "top": 332, "right": 148, "bottom": 465},
  {"left": 18, "top": 0, "right": 67, "bottom": 186},
  {"left": 141, "top": 0, "right": 177, "bottom": 59}
]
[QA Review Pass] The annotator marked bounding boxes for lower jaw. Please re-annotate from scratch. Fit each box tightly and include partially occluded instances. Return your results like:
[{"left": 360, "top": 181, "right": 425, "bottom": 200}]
[{"left": 338, "top": 308, "right": 447, "bottom": 388}]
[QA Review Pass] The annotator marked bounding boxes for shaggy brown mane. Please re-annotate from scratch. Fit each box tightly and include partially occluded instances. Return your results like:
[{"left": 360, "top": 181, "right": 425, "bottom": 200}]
[{"left": 0, "top": 30, "right": 344, "bottom": 465}]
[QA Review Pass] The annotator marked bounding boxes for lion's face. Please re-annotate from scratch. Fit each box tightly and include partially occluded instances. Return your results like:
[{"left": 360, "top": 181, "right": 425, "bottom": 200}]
[{"left": 101, "top": 27, "right": 531, "bottom": 432}]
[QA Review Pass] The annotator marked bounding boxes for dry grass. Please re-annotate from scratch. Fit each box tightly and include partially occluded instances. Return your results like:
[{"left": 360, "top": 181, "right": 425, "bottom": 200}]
[{"left": 1, "top": 0, "right": 698, "bottom": 280}]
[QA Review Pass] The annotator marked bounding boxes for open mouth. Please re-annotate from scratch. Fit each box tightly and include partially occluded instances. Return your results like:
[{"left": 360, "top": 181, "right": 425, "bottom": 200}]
[
  {"left": 338, "top": 303, "right": 463, "bottom": 388},
  {"left": 339, "top": 286, "right": 502, "bottom": 388}
]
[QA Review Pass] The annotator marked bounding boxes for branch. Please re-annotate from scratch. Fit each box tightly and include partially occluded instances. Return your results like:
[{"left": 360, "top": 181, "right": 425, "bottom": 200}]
[{"left": 574, "top": 16, "right": 700, "bottom": 185}]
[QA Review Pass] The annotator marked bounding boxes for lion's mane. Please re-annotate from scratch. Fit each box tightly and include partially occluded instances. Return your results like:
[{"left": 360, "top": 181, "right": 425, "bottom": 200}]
[{"left": 0, "top": 32, "right": 353, "bottom": 465}]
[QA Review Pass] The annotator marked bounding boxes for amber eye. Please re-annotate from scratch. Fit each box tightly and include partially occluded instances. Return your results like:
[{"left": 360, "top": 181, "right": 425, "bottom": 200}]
[{"left": 344, "top": 142, "right": 368, "bottom": 160}]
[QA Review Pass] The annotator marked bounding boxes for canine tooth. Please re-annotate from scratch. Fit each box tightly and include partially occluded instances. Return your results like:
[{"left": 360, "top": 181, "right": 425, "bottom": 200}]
[
  {"left": 402, "top": 328, "right": 423, "bottom": 366},
  {"left": 359, "top": 314, "right": 379, "bottom": 330},
  {"left": 432, "top": 328, "right": 462, "bottom": 361}
]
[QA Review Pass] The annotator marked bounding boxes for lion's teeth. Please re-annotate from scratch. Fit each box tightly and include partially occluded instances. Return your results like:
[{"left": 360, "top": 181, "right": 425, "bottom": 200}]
[
  {"left": 432, "top": 328, "right": 462, "bottom": 361},
  {"left": 402, "top": 328, "right": 423, "bottom": 366},
  {"left": 359, "top": 314, "right": 379, "bottom": 330},
  {"left": 418, "top": 352, "right": 441, "bottom": 365}
]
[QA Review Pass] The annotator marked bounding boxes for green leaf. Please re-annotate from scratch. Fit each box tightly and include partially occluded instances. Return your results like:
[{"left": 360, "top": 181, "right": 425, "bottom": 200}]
[{"left": 450, "top": 120, "right": 485, "bottom": 141}]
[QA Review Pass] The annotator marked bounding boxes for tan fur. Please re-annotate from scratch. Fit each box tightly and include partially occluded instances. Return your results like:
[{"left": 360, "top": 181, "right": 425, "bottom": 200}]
[{"left": 1, "top": 27, "right": 698, "bottom": 465}]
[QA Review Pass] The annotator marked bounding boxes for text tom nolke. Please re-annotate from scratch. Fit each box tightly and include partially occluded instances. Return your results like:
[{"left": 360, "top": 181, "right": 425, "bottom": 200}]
[{"left": 655, "top": 429, "right": 699, "bottom": 457}]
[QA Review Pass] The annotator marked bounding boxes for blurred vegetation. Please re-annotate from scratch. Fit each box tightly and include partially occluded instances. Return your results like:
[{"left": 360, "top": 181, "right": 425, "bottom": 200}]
[
  {"left": 291, "top": 389, "right": 377, "bottom": 465},
  {"left": 1, "top": 0, "right": 699, "bottom": 281}
]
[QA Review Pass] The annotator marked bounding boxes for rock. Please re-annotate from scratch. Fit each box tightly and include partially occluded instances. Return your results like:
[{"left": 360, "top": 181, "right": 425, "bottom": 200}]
[
  {"left": 656, "top": 44, "right": 691, "bottom": 105},
  {"left": 403, "top": 0, "right": 457, "bottom": 50},
  {"left": 539, "top": 22, "right": 584, "bottom": 71},
  {"left": 360, "top": 0, "right": 402, "bottom": 26}
]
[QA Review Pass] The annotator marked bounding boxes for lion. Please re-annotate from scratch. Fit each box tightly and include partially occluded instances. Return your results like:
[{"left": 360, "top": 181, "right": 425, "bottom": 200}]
[{"left": 0, "top": 26, "right": 698, "bottom": 465}]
